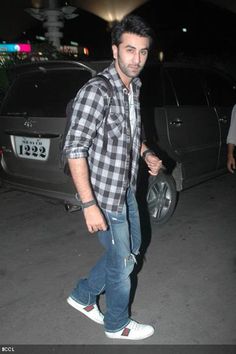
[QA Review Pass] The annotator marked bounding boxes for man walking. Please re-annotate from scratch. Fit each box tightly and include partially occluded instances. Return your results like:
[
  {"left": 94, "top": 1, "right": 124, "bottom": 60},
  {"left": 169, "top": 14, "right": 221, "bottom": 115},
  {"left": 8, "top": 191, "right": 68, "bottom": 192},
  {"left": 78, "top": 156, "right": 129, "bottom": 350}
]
[{"left": 63, "top": 15, "right": 162, "bottom": 340}]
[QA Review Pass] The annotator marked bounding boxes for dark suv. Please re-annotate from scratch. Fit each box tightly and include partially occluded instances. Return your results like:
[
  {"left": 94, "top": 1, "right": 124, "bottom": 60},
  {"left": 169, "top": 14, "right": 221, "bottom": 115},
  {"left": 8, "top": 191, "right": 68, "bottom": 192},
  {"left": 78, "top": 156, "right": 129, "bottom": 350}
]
[
  {"left": 0, "top": 60, "right": 235, "bottom": 224},
  {"left": 140, "top": 62, "right": 236, "bottom": 223}
]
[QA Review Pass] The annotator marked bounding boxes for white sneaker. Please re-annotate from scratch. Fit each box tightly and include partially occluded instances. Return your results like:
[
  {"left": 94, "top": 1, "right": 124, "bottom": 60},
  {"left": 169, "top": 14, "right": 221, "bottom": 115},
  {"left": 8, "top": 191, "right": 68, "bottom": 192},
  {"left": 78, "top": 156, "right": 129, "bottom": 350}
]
[
  {"left": 105, "top": 320, "right": 154, "bottom": 340},
  {"left": 67, "top": 296, "right": 104, "bottom": 325}
]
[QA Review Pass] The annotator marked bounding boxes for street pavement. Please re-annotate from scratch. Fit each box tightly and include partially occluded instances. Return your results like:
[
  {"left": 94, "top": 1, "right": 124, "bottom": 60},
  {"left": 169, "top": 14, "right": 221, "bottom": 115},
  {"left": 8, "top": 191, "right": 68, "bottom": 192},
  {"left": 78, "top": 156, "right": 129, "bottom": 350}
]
[{"left": 0, "top": 173, "right": 236, "bottom": 346}]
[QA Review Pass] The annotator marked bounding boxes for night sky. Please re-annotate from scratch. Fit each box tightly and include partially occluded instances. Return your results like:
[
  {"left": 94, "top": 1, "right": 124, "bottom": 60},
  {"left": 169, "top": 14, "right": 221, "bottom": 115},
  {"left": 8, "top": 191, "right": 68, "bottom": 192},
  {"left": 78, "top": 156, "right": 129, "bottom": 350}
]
[{"left": 1, "top": 0, "right": 236, "bottom": 61}]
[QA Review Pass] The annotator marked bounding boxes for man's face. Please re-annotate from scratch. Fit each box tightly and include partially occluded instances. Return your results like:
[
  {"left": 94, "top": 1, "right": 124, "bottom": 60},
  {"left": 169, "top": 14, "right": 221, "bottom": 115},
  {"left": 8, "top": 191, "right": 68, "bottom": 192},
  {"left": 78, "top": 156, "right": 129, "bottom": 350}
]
[{"left": 112, "top": 32, "right": 150, "bottom": 82}]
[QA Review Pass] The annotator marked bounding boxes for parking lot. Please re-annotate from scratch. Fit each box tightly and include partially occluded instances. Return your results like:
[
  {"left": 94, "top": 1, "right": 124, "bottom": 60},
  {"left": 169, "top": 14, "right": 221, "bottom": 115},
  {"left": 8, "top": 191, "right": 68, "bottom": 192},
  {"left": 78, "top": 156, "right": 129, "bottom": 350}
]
[{"left": 0, "top": 173, "right": 236, "bottom": 346}]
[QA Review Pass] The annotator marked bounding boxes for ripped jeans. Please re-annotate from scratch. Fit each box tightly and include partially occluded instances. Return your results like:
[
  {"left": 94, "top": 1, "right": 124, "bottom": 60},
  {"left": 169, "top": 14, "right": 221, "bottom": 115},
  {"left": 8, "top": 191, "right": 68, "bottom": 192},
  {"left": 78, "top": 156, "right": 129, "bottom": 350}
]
[{"left": 69, "top": 188, "right": 142, "bottom": 332}]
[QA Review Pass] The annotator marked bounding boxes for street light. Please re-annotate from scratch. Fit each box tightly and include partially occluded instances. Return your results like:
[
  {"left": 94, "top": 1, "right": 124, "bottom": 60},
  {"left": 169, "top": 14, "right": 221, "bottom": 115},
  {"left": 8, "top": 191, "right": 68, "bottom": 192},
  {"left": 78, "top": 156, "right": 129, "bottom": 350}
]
[{"left": 72, "top": 0, "right": 149, "bottom": 27}]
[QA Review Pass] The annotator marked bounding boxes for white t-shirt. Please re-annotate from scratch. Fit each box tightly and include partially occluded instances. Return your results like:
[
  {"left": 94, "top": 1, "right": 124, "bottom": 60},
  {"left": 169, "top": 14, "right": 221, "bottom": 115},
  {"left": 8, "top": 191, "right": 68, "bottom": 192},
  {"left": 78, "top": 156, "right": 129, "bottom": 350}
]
[
  {"left": 227, "top": 104, "right": 236, "bottom": 145},
  {"left": 128, "top": 84, "right": 136, "bottom": 138}
]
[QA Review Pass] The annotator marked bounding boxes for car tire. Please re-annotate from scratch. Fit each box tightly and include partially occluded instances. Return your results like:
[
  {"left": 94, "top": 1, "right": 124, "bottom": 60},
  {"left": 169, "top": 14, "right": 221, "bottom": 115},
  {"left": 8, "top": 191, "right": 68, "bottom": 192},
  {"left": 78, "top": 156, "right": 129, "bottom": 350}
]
[{"left": 147, "top": 172, "right": 177, "bottom": 225}]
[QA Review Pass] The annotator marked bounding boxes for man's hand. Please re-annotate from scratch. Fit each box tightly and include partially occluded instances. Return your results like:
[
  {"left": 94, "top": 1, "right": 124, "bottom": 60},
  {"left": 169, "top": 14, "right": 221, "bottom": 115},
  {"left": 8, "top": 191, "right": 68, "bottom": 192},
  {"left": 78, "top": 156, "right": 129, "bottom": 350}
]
[
  {"left": 83, "top": 205, "right": 108, "bottom": 233},
  {"left": 227, "top": 155, "right": 235, "bottom": 173},
  {"left": 145, "top": 153, "right": 163, "bottom": 175}
]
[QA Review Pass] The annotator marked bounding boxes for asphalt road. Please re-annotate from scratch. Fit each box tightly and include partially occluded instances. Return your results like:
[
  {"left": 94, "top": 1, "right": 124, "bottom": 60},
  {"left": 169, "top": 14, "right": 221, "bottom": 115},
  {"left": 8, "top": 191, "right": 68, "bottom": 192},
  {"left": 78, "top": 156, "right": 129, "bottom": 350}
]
[{"left": 0, "top": 173, "right": 236, "bottom": 347}]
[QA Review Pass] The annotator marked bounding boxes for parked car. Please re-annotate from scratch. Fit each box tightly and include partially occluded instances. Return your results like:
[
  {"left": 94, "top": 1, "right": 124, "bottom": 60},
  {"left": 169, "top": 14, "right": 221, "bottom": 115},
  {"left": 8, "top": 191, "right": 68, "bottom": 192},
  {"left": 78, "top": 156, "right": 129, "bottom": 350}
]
[
  {"left": 140, "top": 62, "right": 236, "bottom": 223},
  {"left": 0, "top": 60, "right": 235, "bottom": 224}
]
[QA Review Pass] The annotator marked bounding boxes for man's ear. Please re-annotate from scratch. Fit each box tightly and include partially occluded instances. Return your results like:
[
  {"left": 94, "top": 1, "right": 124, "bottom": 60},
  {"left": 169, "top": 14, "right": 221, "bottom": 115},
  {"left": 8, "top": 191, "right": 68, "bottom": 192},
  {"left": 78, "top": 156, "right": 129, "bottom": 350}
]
[{"left": 112, "top": 44, "right": 118, "bottom": 60}]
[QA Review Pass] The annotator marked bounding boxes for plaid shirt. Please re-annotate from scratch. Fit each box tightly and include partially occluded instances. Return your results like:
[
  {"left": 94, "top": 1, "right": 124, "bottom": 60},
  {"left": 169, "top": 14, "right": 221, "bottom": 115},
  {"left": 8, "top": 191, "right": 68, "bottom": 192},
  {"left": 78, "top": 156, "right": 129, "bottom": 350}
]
[{"left": 63, "top": 62, "right": 142, "bottom": 212}]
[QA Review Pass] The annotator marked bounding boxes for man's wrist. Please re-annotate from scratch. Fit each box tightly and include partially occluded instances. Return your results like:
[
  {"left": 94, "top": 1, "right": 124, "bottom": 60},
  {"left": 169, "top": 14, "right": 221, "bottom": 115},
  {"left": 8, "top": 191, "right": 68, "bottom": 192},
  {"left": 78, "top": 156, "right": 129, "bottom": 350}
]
[
  {"left": 75, "top": 193, "right": 97, "bottom": 210},
  {"left": 81, "top": 199, "right": 97, "bottom": 210},
  {"left": 142, "top": 148, "right": 155, "bottom": 159}
]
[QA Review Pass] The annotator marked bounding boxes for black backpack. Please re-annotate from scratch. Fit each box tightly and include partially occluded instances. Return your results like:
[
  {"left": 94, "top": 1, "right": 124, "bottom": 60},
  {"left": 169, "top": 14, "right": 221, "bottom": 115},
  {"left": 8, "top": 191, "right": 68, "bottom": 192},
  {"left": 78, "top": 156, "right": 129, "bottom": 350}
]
[{"left": 61, "top": 74, "right": 113, "bottom": 175}]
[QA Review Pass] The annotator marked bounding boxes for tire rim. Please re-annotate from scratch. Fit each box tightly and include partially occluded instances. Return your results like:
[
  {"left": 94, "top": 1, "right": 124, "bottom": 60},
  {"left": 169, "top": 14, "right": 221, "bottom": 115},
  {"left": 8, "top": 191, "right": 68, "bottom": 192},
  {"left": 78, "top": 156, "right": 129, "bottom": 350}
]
[{"left": 147, "top": 180, "right": 172, "bottom": 221}]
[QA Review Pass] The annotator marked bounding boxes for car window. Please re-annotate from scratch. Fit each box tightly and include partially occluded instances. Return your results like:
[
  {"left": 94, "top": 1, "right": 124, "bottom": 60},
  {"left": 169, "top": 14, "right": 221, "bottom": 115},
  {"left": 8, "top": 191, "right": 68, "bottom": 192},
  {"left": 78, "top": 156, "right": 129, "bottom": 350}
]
[
  {"left": 163, "top": 71, "right": 177, "bottom": 106},
  {"left": 140, "top": 65, "right": 164, "bottom": 107},
  {"left": 0, "top": 67, "right": 9, "bottom": 105},
  {"left": 1, "top": 68, "right": 92, "bottom": 117},
  {"left": 166, "top": 68, "right": 207, "bottom": 106},
  {"left": 204, "top": 72, "right": 236, "bottom": 107}
]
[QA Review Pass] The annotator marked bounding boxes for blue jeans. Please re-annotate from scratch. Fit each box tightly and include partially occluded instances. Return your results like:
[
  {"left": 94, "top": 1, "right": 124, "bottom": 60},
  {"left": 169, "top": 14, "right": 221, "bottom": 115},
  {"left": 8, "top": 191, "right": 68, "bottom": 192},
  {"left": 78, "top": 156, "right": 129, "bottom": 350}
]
[{"left": 69, "top": 188, "right": 142, "bottom": 332}]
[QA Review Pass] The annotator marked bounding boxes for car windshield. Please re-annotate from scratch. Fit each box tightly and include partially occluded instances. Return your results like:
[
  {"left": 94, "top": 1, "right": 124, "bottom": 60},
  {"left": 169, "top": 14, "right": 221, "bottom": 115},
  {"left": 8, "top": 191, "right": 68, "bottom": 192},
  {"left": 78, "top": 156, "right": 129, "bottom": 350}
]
[{"left": 1, "top": 68, "right": 92, "bottom": 117}]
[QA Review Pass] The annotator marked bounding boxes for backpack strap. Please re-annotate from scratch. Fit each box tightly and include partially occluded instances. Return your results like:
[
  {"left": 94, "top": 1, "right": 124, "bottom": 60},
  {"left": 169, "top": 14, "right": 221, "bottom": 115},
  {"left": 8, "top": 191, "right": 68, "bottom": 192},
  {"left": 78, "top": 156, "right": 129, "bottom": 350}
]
[
  {"left": 93, "top": 74, "right": 113, "bottom": 153},
  {"left": 92, "top": 74, "right": 113, "bottom": 124},
  {"left": 95, "top": 74, "right": 113, "bottom": 98}
]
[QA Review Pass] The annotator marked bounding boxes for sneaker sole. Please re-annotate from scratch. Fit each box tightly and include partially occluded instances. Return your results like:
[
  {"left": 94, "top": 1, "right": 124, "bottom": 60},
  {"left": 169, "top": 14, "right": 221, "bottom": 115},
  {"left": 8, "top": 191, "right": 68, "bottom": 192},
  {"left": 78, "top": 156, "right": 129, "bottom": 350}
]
[
  {"left": 105, "top": 327, "right": 154, "bottom": 340},
  {"left": 67, "top": 297, "right": 104, "bottom": 325}
]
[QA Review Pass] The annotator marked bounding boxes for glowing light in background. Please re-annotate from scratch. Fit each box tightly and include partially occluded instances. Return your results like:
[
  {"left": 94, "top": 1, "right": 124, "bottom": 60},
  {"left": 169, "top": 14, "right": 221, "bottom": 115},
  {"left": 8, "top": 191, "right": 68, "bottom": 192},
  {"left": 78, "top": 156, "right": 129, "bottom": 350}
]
[
  {"left": 18, "top": 44, "right": 32, "bottom": 52},
  {"left": 71, "top": 0, "right": 149, "bottom": 23},
  {"left": 31, "top": 0, "right": 43, "bottom": 9},
  {"left": 0, "top": 44, "right": 31, "bottom": 53}
]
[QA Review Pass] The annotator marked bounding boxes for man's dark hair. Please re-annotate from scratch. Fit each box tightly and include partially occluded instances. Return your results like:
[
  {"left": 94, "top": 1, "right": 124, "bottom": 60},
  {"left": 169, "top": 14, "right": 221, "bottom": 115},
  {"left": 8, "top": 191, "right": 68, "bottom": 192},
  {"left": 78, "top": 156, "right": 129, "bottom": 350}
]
[{"left": 111, "top": 15, "right": 153, "bottom": 47}]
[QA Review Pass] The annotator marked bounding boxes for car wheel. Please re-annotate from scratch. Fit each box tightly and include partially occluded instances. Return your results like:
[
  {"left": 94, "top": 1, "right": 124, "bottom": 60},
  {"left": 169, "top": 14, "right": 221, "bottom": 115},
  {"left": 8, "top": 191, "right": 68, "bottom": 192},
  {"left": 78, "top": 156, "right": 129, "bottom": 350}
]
[{"left": 147, "top": 172, "right": 177, "bottom": 225}]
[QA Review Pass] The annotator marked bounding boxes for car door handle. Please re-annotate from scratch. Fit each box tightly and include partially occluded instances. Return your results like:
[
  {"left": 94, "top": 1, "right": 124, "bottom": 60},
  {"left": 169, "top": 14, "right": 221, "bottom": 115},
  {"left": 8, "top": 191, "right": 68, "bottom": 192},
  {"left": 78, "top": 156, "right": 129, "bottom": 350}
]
[
  {"left": 218, "top": 116, "right": 227, "bottom": 124},
  {"left": 170, "top": 119, "right": 183, "bottom": 126}
]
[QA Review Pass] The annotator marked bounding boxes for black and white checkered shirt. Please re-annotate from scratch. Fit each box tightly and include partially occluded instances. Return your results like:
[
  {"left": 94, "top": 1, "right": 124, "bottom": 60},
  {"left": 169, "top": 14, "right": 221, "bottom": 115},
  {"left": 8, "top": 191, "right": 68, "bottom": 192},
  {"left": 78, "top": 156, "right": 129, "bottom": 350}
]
[{"left": 63, "top": 62, "right": 142, "bottom": 212}]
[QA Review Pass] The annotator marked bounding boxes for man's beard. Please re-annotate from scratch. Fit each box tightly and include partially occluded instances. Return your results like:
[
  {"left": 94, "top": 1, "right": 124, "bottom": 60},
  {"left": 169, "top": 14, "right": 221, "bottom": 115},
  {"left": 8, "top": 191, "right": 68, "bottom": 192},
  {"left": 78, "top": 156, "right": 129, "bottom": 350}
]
[{"left": 117, "top": 56, "right": 144, "bottom": 78}]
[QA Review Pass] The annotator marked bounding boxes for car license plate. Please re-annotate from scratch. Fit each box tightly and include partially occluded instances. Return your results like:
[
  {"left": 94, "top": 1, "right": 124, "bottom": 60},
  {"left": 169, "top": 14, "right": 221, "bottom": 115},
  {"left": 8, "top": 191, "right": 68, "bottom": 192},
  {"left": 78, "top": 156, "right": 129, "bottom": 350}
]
[{"left": 14, "top": 136, "right": 50, "bottom": 161}]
